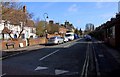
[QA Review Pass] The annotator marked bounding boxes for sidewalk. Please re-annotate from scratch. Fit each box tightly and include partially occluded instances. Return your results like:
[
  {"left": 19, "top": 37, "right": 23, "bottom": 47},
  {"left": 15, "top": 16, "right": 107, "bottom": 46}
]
[
  {"left": 1, "top": 44, "right": 45, "bottom": 59},
  {"left": 93, "top": 38, "right": 120, "bottom": 64},
  {"left": 102, "top": 44, "right": 120, "bottom": 64}
]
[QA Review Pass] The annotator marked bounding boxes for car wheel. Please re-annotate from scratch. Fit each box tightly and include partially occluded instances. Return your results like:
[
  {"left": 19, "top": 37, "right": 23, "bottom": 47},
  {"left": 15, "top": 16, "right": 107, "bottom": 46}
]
[{"left": 58, "top": 41, "right": 60, "bottom": 45}]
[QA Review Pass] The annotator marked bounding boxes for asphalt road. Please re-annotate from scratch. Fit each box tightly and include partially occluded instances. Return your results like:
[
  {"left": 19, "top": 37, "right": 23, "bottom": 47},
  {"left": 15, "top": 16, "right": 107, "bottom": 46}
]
[{"left": 1, "top": 38, "right": 120, "bottom": 77}]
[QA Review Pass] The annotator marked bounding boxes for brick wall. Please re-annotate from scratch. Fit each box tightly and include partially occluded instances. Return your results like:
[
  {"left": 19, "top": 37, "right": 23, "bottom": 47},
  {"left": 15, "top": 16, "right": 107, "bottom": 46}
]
[
  {"left": 1, "top": 37, "right": 47, "bottom": 50},
  {"left": 2, "top": 40, "right": 26, "bottom": 50},
  {"left": 29, "top": 37, "right": 47, "bottom": 46},
  {"left": 47, "top": 34, "right": 61, "bottom": 39}
]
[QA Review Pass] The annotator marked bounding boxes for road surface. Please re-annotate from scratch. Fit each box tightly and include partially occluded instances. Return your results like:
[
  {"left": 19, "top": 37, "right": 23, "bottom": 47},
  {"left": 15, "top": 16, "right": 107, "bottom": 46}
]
[{"left": 1, "top": 38, "right": 120, "bottom": 77}]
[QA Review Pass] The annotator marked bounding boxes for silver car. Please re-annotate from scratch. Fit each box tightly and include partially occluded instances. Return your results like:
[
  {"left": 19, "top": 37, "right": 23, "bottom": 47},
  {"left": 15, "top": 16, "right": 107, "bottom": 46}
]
[{"left": 48, "top": 36, "right": 64, "bottom": 44}]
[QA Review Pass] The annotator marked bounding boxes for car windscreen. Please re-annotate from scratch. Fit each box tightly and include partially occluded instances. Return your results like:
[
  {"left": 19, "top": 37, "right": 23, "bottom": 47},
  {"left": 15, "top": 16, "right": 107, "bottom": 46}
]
[
  {"left": 65, "top": 34, "right": 72, "bottom": 37},
  {"left": 49, "top": 37, "right": 57, "bottom": 39}
]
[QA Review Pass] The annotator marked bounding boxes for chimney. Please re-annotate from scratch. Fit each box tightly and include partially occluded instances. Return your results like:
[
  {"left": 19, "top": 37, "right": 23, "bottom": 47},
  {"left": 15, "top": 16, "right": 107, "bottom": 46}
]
[
  {"left": 56, "top": 23, "right": 59, "bottom": 25},
  {"left": 49, "top": 20, "right": 54, "bottom": 24},
  {"left": 23, "top": 5, "right": 26, "bottom": 13}
]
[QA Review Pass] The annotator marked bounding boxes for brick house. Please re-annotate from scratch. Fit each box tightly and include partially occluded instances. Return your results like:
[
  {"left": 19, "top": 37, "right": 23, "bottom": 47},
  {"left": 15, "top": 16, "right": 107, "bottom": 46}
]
[{"left": 94, "top": 13, "right": 120, "bottom": 48}]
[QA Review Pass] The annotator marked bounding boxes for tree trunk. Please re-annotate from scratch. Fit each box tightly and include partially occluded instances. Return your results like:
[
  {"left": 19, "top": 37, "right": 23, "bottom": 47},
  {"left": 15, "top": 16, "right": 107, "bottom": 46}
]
[
  {"left": 18, "top": 29, "right": 24, "bottom": 39},
  {"left": 8, "top": 33, "right": 13, "bottom": 39}
]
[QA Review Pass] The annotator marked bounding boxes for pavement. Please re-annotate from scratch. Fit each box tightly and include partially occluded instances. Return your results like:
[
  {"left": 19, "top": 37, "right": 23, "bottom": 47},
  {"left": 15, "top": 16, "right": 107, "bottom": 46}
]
[
  {"left": 94, "top": 38, "right": 120, "bottom": 67},
  {"left": 0, "top": 44, "right": 45, "bottom": 59},
  {"left": 102, "top": 44, "right": 120, "bottom": 64},
  {"left": 93, "top": 39, "right": 120, "bottom": 64}
]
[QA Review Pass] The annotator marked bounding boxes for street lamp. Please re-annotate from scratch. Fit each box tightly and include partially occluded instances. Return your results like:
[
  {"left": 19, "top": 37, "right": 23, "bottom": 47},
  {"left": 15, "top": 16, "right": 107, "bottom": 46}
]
[{"left": 43, "top": 13, "right": 49, "bottom": 39}]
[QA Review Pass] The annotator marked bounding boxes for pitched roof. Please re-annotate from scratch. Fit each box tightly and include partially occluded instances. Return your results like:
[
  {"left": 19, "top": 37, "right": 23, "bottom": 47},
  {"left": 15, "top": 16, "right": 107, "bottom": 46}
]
[{"left": 25, "top": 20, "right": 35, "bottom": 27}]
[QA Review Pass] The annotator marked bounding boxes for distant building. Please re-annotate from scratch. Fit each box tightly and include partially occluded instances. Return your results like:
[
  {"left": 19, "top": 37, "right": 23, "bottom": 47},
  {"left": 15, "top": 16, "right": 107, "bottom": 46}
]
[{"left": 85, "top": 23, "right": 94, "bottom": 32}]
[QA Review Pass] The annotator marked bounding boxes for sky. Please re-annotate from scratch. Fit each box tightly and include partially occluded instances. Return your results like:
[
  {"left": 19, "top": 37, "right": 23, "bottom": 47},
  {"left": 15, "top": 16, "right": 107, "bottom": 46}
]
[{"left": 22, "top": 2, "right": 118, "bottom": 30}]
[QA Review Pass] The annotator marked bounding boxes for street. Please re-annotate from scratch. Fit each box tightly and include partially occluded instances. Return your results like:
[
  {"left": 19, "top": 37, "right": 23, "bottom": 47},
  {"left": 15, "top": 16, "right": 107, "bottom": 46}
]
[{"left": 1, "top": 38, "right": 120, "bottom": 77}]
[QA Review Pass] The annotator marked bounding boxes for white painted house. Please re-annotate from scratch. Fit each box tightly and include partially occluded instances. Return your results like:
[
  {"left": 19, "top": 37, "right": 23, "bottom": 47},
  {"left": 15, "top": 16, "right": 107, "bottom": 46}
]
[
  {"left": 0, "top": 20, "right": 5, "bottom": 39},
  {"left": 23, "top": 26, "right": 36, "bottom": 39},
  {"left": 0, "top": 20, "right": 36, "bottom": 40}
]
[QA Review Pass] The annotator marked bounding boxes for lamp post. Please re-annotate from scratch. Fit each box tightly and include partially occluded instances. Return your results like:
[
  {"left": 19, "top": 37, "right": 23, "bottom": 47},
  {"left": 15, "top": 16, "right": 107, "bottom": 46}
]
[{"left": 43, "top": 13, "right": 48, "bottom": 39}]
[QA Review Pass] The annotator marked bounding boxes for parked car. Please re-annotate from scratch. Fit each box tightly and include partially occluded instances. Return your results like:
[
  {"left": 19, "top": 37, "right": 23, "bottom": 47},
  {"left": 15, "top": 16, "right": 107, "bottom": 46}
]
[
  {"left": 74, "top": 34, "right": 80, "bottom": 39},
  {"left": 47, "top": 36, "right": 64, "bottom": 44},
  {"left": 63, "top": 36, "right": 69, "bottom": 42},
  {"left": 65, "top": 33, "right": 74, "bottom": 41}
]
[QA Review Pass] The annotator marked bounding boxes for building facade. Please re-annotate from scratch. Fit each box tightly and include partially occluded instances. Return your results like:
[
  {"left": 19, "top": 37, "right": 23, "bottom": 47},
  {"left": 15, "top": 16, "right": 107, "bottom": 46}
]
[
  {"left": 0, "top": 20, "right": 36, "bottom": 40},
  {"left": 93, "top": 13, "right": 120, "bottom": 48},
  {"left": 85, "top": 23, "right": 94, "bottom": 32}
]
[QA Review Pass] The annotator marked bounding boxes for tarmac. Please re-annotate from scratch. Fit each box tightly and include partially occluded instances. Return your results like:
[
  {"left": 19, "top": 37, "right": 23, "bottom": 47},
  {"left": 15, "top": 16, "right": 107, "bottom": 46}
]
[{"left": 0, "top": 40, "right": 120, "bottom": 65}]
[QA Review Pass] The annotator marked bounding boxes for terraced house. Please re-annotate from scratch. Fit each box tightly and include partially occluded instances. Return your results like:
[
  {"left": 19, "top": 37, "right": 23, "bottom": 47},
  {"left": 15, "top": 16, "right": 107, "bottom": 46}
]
[{"left": 93, "top": 13, "right": 120, "bottom": 48}]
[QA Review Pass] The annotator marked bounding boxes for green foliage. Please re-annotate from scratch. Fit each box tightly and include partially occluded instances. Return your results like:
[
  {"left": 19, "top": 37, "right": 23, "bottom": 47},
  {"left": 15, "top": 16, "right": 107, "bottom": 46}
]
[
  {"left": 46, "top": 24, "right": 59, "bottom": 34},
  {"left": 36, "top": 21, "right": 45, "bottom": 37},
  {"left": 74, "top": 28, "right": 80, "bottom": 35},
  {"left": 79, "top": 28, "right": 82, "bottom": 35},
  {"left": 74, "top": 28, "right": 83, "bottom": 36}
]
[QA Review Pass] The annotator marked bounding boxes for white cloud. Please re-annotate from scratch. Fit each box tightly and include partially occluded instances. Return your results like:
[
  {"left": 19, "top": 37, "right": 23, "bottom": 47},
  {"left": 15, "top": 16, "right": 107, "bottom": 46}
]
[{"left": 68, "top": 4, "right": 78, "bottom": 12}]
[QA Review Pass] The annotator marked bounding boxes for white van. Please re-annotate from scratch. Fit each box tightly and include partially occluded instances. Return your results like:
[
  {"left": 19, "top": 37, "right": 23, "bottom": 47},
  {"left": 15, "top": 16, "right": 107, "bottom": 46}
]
[{"left": 65, "top": 33, "right": 74, "bottom": 41}]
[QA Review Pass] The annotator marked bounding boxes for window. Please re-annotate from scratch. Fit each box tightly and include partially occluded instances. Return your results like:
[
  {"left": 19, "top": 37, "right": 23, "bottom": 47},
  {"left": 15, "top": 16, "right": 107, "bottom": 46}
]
[
  {"left": 21, "top": 34, "right": 25, "bottom": 39},
  {"left": 112, "top": 26, "right": 115, "bottom": 38},
  {"left": 14, "top": 34, "right": 17, "bottom": 38},
  {"left": 109, "top": 26, "right": 115, "bottom": 38}
]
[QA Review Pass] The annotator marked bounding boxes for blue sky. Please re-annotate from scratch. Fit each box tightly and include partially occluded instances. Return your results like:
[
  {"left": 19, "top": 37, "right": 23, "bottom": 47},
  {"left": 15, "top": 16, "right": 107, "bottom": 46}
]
[{"left": 22, "top": 2, "right": 118, "bottom": 30}]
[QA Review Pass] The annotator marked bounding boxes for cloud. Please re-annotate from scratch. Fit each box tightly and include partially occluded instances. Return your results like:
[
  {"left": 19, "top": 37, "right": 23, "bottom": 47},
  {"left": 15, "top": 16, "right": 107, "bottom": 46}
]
[{"left": 68, "top": 4, "right": 78, "bottom": 12}]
